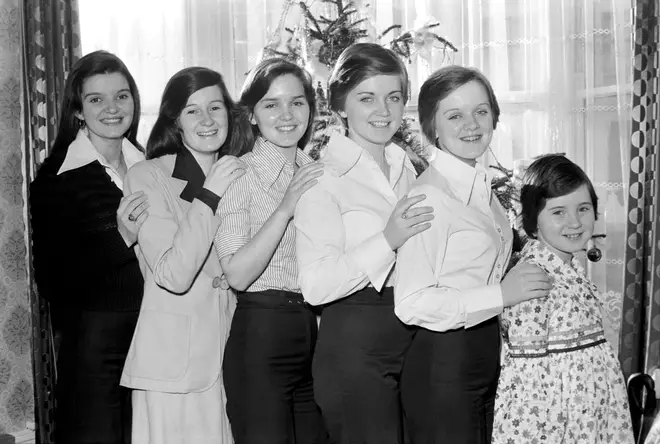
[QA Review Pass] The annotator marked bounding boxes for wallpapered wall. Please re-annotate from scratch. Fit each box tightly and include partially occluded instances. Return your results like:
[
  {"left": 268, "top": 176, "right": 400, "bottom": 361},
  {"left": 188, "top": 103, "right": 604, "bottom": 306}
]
[{"left": 0, "top": 0, "right": 35, "bottom": 434}]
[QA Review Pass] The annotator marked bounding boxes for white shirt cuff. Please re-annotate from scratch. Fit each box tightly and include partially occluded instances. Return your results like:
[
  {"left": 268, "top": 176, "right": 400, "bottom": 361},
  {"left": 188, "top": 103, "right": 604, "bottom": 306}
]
[
  {"left": 464, "top": 284, "right": 504, "bottom": 328},
  {"left": 350, "top": 231, "right": 395, "bottom": 291}
]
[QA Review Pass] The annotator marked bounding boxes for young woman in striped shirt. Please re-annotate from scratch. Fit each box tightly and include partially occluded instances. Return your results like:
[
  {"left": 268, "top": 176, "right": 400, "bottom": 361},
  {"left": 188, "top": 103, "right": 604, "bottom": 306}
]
[{"left": 215, "top": 58, "right": 326, "bottom": 444}]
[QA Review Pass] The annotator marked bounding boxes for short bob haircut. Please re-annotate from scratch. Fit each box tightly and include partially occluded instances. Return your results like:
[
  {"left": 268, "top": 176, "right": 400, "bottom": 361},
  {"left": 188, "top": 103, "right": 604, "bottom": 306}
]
[
  {"left": 40, "top": 50, "right": 142, "bottom": 173},
  {"left": 328, "top": 42, "right": 409, "bottom": 113},
  {"left": 520, "top": 154, "right": 599, "bottom": 238},
  {"left": 229, "top": 58, "right": 316, "bottom": 157},
  {"left": 147, "top": 67, "right": 235, "bottom": 160},
  {"left": 418, "top": 65, "right": 500, "bottom": 146}
]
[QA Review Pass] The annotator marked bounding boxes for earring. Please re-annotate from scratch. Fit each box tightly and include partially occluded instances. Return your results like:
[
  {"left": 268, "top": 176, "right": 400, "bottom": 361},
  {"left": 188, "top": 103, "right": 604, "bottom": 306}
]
[{"left": 586, "top": 238, "right": 602, "bottom": 262}]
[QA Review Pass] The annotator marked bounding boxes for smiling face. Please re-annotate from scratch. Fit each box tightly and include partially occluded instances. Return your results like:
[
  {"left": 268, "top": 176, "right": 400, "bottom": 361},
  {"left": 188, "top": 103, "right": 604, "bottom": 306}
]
[
  {"left": 250, "top": 73, "right": 310, "bottom": 151},
  {"left": 340, "top": 74, "right": 405, "bottom": 151},
  {"left": 536, "top": 184, "right": 596, "bottom": 263},
  {"left": 177, "top": 85, "right": 229, "bottom": 158},
  {"left": 76, "top": 72, "right": 134, "bottom": 144},
  {"left": 434, "top": 80, "right": 494, "bottom": 167}
]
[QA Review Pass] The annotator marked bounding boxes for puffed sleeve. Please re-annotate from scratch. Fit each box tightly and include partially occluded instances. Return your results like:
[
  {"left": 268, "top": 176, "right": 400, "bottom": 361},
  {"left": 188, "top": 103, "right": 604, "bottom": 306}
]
[
  {"left": 394, "top": 184, "right": 503, "bottom": 332},
  {"left": 294, "top": 174, "right": 395, "bottom": 306}
]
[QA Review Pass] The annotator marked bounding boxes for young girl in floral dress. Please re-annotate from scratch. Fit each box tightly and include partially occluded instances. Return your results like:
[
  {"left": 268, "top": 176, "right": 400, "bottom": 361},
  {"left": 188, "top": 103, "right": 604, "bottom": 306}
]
[{"left": 493, "top": 154, "right": 634, "bottom": 443}]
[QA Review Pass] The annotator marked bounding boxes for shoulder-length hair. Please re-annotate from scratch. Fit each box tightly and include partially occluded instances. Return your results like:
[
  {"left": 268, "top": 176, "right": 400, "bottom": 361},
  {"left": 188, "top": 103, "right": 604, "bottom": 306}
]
[
  {"left": 229, "top": 58, "right": 316, "bottom": 157},
  {"left": 520, "top": 154, "right": 599, "bottom": 238},
  {"left": 328, "top": 42, "right": 409, "bottom": 112},
  {"left": 418, "top": 65, "right": 500, "bottom": 145},
  {"left": 147, "top": 67, "right": 236, "bottom": 159},
  {"left": 39, "top": 50, "right": 142, "bottom": 174}
]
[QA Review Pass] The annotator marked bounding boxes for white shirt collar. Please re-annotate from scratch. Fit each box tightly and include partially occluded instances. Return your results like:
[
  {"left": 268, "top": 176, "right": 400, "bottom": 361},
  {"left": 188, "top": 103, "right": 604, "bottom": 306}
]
[
  {"left": 428, "top": 147, "right": 492, "bottom": 206},
  {"left": 323, "top": 133, "right": 416, "bottom": 182},
  {"left": 58, "top": 129, "right": 145, "bottom": 188}
]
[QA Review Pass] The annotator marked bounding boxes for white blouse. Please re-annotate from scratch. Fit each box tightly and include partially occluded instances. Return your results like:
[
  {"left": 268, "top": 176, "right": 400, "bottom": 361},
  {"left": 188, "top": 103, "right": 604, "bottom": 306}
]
[
  {"left": 58, "top": 129, "right": 144, "bottom": 189},
  {"left": 394, "top": 148, "right": 513, "bottom": 332},
  {"left": 294, "top": 133, "right": 417, "bottom": 305}
]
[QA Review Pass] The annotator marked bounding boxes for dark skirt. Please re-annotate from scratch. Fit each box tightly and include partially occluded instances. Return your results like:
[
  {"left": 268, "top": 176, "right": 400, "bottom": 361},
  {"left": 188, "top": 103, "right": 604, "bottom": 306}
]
[
  {"left": 54, "top": 309, "right": 139, "bottom": 444},
  {"left": 401, "top": 316, "right": 501, "bottom": 444},
  {"left": 313, "top": 287, "right": 415, "bottom": 444},
  {"left": 223, "top": 290, "right": 327, "bottom": 444}
]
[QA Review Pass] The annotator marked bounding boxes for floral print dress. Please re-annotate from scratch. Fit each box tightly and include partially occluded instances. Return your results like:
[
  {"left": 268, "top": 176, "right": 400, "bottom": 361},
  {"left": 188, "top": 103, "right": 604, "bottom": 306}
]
[{"left": 492, "top": 240, "right": 633, "bottom": 443}]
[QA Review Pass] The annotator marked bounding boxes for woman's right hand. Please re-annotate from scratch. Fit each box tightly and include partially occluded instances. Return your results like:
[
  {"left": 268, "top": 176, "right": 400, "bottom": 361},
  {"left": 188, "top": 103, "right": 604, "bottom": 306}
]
[
  {"left": 500, "top": 262, "right": 552, "bottom": 307},
  {"left": 203, "top": 155, "right": 247, "bottom": 197},
  {"left": 278, "top": 162, "right": 325, "bottom": 219},
  {"left": 383, "top": 194, "right": 434, "bottom": 251},
  {"left": 117, "top": 191, "right": 149, "bottom": 246}
]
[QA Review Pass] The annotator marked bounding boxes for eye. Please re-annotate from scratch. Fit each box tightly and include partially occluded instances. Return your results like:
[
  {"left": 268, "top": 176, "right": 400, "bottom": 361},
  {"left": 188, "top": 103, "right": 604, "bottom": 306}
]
[
  {"left": 264, "top": 103, "right": 277, "bottom": 109},
  {"left": 389, "top": 95, "right": 402, "bottom": 103},
  {"left": 117, "top": 93, "right": 131, "bottom": 100},
  {"left": 293, "top": 100, "right": 307, "bottom": 107},
  {"left": 185, "top": 109, "right": 199, "bottom": 115},
  {"left": 476, "top": 109, "right": 489, "bottom": 116},
  {"left": 359, "top": 96, "right": 373, "bottom": 103},
  {"left": 89, "top": 97, "right": 101, "bottom": 104},
  {"left": 211, "top": 104, "right": 225, "bottom": 112},
  {"left": 579, "top": 206, "right": 592, "bottom": 213},
  {"left": 448, "top": 114, "right": 461, "bottom": 120},
  {"left": 552, "top": 210, "right": 564, "bottom": 216}
]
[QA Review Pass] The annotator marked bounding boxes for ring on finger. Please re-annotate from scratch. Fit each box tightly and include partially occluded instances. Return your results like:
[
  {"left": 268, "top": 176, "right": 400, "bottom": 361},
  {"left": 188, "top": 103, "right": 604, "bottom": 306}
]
[
  {"left": 401, "top": 210, "right": 408, "bottom": 220},
  {"left": 128, "top": 213, "right": 136, "bottom": 222}
]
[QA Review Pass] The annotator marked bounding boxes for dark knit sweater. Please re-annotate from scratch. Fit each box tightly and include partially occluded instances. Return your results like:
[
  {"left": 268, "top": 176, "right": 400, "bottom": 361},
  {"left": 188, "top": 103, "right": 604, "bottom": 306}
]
[{"left": 30, "top": 160, "right": 144, "bottom": 311}]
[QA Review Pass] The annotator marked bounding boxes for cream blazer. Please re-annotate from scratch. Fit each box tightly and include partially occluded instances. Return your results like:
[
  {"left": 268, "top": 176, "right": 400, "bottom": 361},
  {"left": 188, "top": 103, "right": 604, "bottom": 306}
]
[{"left": 120, "top": 154, "right": 236, "bottom": 393}]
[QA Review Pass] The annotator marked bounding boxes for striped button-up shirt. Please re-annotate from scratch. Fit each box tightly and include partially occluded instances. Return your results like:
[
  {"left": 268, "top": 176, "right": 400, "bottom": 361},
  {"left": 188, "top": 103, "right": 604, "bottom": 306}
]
[{"left": 214, "top": 137, "right": 312, "bottom": 292}]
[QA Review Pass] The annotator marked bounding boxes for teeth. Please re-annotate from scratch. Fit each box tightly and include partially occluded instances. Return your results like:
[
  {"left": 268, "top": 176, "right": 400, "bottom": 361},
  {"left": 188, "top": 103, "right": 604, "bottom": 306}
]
[
  {"left": 277, "top": 125, "right": 297, "bottom": 132},
  {"left": 461, "top": 135, "right": 481, "bottom": 142},
  {"left": 370, "top": 121, "right": 389, "bottom": 128},
  {"left": 197, "top": 130, "right": 217, "bottom": 136},
  {"left": 564, "top": 234, "right": 582, "bottom": 240},
  {"left": 103, "top": 118, "right": 122, "bottom": 124}
]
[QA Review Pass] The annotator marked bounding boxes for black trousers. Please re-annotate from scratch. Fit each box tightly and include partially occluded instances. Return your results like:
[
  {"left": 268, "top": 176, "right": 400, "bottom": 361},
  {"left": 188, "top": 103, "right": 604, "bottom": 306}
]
[
  {"left": 223, "top": 290, "right": 327, "bottom": 444},
  {"left": 54, "top": 309, "right": 139, "bottom": 444},
  {"left": 401, "top": 316, "right": 501, "bottom": 444},
  {"left": 313, "top": 287, "right": 415, "bottom": 444}
]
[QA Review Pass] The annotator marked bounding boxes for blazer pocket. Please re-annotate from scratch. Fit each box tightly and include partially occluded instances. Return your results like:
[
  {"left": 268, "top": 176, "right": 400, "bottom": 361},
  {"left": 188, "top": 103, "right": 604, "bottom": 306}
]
[{"left": 125, "top": 309, "right": 191, "bottom": 381}]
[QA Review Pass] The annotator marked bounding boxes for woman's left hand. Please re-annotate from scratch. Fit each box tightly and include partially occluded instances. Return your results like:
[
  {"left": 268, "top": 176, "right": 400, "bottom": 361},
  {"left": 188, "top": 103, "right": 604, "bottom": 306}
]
[{"left": 117, "top": 191, "right": 149, "bottom": 246}]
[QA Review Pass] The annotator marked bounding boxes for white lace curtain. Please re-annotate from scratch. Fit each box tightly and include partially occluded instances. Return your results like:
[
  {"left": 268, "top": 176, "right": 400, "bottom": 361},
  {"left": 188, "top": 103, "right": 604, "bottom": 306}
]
[{"left": 80, "top": 0, "right": 633, "bottom": 349}]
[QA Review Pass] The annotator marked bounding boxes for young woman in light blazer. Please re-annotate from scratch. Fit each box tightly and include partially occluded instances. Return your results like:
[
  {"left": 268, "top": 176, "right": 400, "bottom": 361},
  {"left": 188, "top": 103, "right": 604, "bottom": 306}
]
[{"left": 120, "top": 67, "right": 245, "bottom": 444}]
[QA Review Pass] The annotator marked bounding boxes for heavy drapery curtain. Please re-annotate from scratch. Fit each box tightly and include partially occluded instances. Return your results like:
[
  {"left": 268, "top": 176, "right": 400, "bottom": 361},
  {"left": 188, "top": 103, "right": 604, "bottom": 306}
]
[
  {"left": 618, "top": 0, "right": 660, "bottom": 379},
  {"left": 79, "top": 0, "right": 633, "bottom": 349},
  {"left": 21, "top": 0, "right": 81, "bottom": 442}
]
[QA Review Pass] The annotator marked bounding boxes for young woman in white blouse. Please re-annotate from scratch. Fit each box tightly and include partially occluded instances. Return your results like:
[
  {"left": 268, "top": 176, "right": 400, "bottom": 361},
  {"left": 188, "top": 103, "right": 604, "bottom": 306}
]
[
  {"left": 294, "top": 43, "right": 434, "bottom": 444},
  {"left": 393, "top": 65, "right": 551, "bottom": 444}
]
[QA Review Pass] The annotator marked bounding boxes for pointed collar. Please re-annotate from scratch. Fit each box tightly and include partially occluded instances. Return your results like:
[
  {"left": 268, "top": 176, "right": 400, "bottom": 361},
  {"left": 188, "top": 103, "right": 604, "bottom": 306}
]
[
  {"left": 58, "top": 129, "right": 144, "bottom": 175},
  {"left": 521, "top": 239, "right": 584, "bottom": 276},
  {"left": 322, "top": 132, "right": 416, "bottom": 180},
  {"left": 427, "top": 147, "right": 492, "bottom": 206},
  {"left": 251, "top": 137, "right": 312, "bottom": 189},
  {"left": 172, "top": 148, "right": 208, "bottom": 203}
]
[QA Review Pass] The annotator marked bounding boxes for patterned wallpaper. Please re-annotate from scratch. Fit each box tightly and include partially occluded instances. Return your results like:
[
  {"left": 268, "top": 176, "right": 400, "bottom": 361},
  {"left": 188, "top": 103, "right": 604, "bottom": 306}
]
[{"left": 0, "top": 0, "right": 35, "bottom": 434}]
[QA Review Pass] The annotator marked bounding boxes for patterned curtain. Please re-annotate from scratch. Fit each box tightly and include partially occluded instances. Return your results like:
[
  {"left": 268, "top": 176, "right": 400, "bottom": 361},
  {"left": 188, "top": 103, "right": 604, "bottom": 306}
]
[
  {"left": 20, "top": 0, "right": 80, "bottom": 442},
  {"left": 618, "top": 0, "right": 660, "bottom": 380}
]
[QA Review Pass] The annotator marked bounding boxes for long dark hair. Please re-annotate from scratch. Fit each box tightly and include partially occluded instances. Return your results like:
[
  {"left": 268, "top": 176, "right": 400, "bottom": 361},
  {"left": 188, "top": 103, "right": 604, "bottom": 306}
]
[
  {"left": 147, "top": 67, "right": 236, "bottom": 160},
  {"left": 39, "top": 50, "right": 142, "bottom": 175},
  {"left": 229, "top": 58, "right": 316, "bottom": 157}
]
